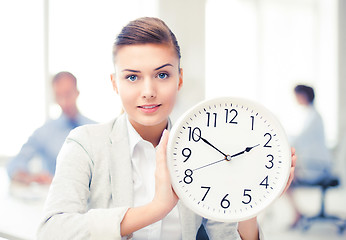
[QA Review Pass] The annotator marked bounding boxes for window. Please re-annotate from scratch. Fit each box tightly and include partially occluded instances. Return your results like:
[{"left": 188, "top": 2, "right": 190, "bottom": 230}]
[
  {"left": 0, "top": 0, "right": 158, "bottom": 157},
  {"left": 0, "top": 0, "right": 45, "bottom": 156},
  {"left": 206, "top": 0, "right": 338, "bottom": 146}
]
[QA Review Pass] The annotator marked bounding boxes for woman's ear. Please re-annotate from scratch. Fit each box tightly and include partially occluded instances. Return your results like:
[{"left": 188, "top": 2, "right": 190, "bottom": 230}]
[
  {"left": 178, "top": 68, "right": 183, "bottom": 91},
  {"left": 110, "top": 73, "right": 119, "bottom": 93}
]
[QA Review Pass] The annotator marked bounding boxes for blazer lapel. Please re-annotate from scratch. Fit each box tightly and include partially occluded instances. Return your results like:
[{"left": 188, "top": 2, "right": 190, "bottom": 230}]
[{"left": 108, "top": 114, "right": 134, "bottom": 207}]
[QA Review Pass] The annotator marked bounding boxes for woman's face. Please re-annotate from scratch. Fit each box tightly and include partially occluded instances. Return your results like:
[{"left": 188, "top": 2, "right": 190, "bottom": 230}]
[{"left": 111, "top": 43, "right": 183, "bottom": 130}]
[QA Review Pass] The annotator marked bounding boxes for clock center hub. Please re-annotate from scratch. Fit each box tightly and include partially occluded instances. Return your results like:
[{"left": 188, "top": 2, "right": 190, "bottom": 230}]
[{"left": 226, "top": 155, "right": 232, "bottom": 161}]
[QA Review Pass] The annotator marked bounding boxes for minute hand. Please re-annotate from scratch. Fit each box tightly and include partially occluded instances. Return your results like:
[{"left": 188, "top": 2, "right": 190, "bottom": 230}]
[
  {"left": 230, "top": 144, "right": 260, "bottom": 158},
  {"left": 198, "top": 135, "right": 228, "bottom": 158}
]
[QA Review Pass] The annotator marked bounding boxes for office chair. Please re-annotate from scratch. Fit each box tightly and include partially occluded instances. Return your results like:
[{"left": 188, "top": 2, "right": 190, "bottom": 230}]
[{"left": 298, "top": 176, "right": 346, "bottom": 234}]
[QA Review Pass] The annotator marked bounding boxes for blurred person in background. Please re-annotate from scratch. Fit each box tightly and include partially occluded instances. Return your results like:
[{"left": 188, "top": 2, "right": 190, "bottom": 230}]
[
  {"left": 6, "top": 71, "right": 95, "bottom": 185},
  {"left": 287, "top": 84, "right": 332, "bottom": 227}
]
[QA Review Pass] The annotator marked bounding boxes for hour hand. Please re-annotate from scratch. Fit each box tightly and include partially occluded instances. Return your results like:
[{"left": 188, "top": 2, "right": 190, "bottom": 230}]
[{"left": 230, "top": 144, "right": 260, "bottom": 158}]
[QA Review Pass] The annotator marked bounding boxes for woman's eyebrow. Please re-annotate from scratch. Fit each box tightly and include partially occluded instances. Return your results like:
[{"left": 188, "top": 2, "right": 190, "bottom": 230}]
[
  {"left": 122, "top": 69, "right": 141, "bottom": 73},
  {"left": 154, "top": 63, "right": 173, "bottom": 71}
]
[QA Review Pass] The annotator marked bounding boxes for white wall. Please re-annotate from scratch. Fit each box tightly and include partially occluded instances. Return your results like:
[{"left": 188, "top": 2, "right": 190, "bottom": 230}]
[{"left": 158, "top": 0, "right": 206, "bottom": 123}]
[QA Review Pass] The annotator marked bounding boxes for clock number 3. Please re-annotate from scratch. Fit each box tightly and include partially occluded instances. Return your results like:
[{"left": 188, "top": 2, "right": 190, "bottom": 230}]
[{"left": 265, "top": 154, "right": 274, "bottom": 169}]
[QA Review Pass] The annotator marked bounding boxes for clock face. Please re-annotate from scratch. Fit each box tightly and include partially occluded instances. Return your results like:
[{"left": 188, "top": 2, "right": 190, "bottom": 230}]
[{"left": 167, "top": 97, "right": 291, "bottom": 222}]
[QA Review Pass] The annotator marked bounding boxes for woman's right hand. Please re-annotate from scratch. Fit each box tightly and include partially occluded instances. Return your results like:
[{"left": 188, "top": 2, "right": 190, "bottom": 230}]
[
  {"left": 120, "top": 129, "right": 178, "bottom": 236},
  {"left": 153, "top": 129, "right": 179, "bottom": 215}
]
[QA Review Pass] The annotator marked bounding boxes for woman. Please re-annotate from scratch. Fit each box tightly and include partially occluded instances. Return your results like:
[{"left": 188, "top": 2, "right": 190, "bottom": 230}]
[{"left": 37, "top": 17, "right": 296, "bottom": 240}]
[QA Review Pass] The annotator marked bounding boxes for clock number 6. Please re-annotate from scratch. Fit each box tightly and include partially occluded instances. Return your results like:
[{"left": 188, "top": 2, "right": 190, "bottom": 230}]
[
  {"left": 183, "top": 169, "right": 193, "bottom": 184},
  {"left": 188, "top": 127, "right": 201, "bottom": 142},
  {"left": 220, "top": 194, "right": 231, "bottom": 209}
]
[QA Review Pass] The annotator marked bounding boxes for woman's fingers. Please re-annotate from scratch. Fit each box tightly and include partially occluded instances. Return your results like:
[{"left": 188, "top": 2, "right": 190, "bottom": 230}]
[
  {"left": 281, "top": 147, "right": 297, "bottom": 195},
  {"left": 154, "top": 129, "right": 178, "bottom": 209},
  {"left": 291, "top": 147, "right": 297, "bottom": 168},
  {"left": 157, "top": 129, "right": 169, "bottom": 160}
]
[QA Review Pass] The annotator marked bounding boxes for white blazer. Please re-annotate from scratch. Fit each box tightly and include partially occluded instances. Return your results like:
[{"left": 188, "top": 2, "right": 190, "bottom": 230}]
[{"left": 37, "top": 114, "right": 259, "bottom": 240}]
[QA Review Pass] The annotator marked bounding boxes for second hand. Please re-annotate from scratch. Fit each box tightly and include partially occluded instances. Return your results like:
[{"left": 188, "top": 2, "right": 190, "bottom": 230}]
[{"left": 193, "top": 158, "right": 227, "bottom": 172}]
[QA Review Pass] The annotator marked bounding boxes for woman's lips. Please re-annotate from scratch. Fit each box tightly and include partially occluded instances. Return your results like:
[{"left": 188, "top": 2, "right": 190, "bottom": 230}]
[{"left": 138, "top": 104, "right": 161, "bottom": 113}]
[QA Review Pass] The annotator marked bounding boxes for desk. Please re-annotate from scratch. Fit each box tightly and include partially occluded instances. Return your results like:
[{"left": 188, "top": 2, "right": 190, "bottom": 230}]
[{"left": 0, "top": 168, "right": 48, "bottom": 240}]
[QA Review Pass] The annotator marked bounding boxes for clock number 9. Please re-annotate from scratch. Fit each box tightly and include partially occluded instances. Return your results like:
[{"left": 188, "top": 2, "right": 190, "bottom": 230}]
[
  {"left": 225, "top": 109, "right": 238, "bottom": 124},
  {"left": 182, "top": 148, "right": 192, "bottom": 162},
  {"left": 183, "top": 169, "right": 193, "bottom": 184},
  {"left": 188, "top": 127, "right": 201, "bottom": 142},
  {"left": 220, "top": 194, "right": 231, "bottom": 209}
]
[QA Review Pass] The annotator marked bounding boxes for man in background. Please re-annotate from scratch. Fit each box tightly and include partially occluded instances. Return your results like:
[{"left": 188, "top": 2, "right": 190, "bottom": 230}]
[{"left": 7, "top": 71, "right": 95, "bottom": 184}]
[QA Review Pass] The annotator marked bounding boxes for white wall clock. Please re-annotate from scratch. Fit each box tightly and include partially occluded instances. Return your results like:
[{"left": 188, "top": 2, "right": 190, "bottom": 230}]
[{"left": 167, "top": 97, "right": 291, "bottom": 222}]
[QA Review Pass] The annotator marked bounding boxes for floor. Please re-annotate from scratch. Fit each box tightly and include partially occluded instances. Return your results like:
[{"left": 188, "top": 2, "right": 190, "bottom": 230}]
[{"left": 259, "top": 187, "right": 346, "bottom": 240}]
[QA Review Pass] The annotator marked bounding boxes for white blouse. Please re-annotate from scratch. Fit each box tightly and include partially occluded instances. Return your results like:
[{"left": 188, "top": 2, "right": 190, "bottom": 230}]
[{"left": 126, "top": 116, "right": 181, "bottom": 240}]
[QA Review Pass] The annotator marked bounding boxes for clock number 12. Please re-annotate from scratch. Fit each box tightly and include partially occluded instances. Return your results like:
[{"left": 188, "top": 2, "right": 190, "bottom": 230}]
[{"left": 225, "top": 109, "right": 238, "bottom": 124}]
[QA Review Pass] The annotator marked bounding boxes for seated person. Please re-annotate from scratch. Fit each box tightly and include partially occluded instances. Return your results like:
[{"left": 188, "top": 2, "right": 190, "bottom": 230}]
[
  {"left": 287, "top": 84, "right": 332, "bottom": 226},
  {"left": 7, "top": 71, "right": 95, "bottom": 184}
]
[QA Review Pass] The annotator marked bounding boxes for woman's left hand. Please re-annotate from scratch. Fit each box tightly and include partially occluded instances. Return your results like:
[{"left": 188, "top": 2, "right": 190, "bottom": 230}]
[{"left": 281, "top": 147, "right": 297, "bottom": 195}]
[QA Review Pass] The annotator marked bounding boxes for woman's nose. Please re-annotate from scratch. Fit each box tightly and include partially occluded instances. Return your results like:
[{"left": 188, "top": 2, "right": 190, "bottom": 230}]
[{"left": 142, "top": 78, "right": 156, "bottom": 99}]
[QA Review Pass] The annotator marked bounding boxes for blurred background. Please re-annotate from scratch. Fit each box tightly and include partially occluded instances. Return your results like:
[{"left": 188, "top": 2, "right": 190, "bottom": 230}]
[{"left": 0, "top": 0, "right": 345, "bottom": 239}]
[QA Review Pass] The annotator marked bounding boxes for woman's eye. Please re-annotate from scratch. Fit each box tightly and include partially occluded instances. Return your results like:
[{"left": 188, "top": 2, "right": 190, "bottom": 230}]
[
  {"left": 127, "top": 75, "right": 137, "bottom": 82},
  {"left": 157, "top": 72, "right": 168, "bottom": 79}
]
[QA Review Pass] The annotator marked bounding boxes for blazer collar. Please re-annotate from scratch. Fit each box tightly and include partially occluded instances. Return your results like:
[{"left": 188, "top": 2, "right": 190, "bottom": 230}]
[{"left": 108, "top": 114, "right": 134, "bottom": 207}]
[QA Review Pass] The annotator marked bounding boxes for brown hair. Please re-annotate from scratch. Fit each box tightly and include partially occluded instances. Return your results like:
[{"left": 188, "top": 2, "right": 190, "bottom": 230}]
[{"left": 113, "top": 17, "right": 181, "bottom": 63}]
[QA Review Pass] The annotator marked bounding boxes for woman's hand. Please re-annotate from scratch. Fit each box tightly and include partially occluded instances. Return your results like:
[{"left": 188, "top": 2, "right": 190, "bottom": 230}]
[
  {"left": 282, "top": 147, "right": 297, "bottom": 195},
  {"left": 120, "top": 129, "right": 178, "bottom": 237},
  {"left": 153, "top": 129, "right": 179, "bottom": 214}
]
